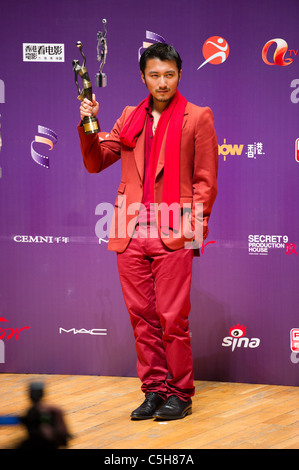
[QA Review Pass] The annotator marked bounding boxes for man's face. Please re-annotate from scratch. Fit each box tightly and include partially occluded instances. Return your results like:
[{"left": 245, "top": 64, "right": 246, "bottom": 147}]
[{"left": 141, "top": 58, "right": 181, "bottom": 105}]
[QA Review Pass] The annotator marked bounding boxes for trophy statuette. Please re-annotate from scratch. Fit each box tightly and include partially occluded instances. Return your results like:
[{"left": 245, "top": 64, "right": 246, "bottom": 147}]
[
  {"left": 96, "top": 18, "right": 108, "bottom": 87},
  {"left": 72, "top": 41, "right": 99, "bottom": 135}
]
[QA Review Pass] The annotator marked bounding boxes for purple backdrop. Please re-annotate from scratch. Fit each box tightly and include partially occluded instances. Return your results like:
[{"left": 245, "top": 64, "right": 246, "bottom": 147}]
[{"left": 0, "top": 0, "right": 298, "bottom": 386}]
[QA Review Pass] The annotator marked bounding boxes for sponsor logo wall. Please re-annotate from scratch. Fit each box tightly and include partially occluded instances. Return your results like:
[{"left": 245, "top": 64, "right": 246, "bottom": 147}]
[{"left": 0, "top": 0, "right": 298, "bottom": 386}]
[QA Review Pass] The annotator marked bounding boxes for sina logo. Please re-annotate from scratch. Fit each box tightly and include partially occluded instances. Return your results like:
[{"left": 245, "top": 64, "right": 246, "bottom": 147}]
[{"left": 222, "top": 324, "right": 260, "bottom": 352}]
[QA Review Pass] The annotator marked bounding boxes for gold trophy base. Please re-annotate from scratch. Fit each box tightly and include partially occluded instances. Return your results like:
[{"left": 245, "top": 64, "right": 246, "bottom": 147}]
[{"left": 82, "top": 115, "right": 99, "bottom": 135}]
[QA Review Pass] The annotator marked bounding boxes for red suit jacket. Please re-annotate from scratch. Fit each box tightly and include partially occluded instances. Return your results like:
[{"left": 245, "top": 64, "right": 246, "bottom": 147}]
[{"left": 78, "top": 101, "right": 218, "bottom": 253}]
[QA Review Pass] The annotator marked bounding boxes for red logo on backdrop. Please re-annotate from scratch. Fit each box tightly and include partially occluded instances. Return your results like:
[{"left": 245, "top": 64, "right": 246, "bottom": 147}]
[
  {"left": 229, "top": 324, "right": 247, "bottom": 338},
  {"left": 296, "top": 138, "right": 299, "bottom": 162},
  {"left": 286, "top": 243, "right": 297, "bottom": 255},
  {"left": 197, "top": 36, "right": 229, "bottom": 70},
  {"left": 0, "top": 317, "right": 31, "bottom": 340},
  {"left": 262, "top": 38, "right": 293, "bottom": 66},
  {"left": 290, "top": 329, "right": 299, "bottom": 352}
]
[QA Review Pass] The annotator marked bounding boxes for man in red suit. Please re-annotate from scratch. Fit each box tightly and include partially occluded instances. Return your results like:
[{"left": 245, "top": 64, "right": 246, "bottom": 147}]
[{"left": 78, "top": 43, "right": 218, "bottom": 420}]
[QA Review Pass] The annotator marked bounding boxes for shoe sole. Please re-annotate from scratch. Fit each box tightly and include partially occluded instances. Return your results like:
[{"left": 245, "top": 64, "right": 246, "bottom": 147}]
[
  {"left": 130, "top": 415, "right": 154, "bottom": 420},
  {"left": 153, "top": 406, "right": 192, "bottom": 420}
]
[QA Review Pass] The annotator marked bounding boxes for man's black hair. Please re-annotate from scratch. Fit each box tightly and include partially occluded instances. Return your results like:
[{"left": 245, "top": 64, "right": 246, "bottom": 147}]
[{"left": 139, "top": 43, "right": 182, "bottom": 75}]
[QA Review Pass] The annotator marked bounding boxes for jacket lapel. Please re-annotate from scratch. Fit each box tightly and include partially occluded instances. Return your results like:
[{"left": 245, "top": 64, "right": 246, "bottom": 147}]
[{"left": 133, "top": 125, "right": 145, "bottom": 183}]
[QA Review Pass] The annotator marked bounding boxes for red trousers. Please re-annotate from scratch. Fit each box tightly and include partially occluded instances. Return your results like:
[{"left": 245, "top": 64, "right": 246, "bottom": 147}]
[{"left": 117, "top": 225, "right": 195, "bottom": 401}]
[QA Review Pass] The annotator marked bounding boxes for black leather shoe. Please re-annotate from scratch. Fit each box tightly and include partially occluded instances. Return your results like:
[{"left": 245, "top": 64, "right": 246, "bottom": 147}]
[
  {"left": 130, "top": 392, "right": 165, "bottom": 420},
  {"left": 153, "top": 395, "right": 192, "bottom": 420}
]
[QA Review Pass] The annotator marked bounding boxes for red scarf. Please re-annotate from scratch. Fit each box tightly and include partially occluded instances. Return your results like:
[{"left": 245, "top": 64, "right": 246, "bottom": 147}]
[{"left": 119, "top": 90, "right": 187, "bottom": 231}]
